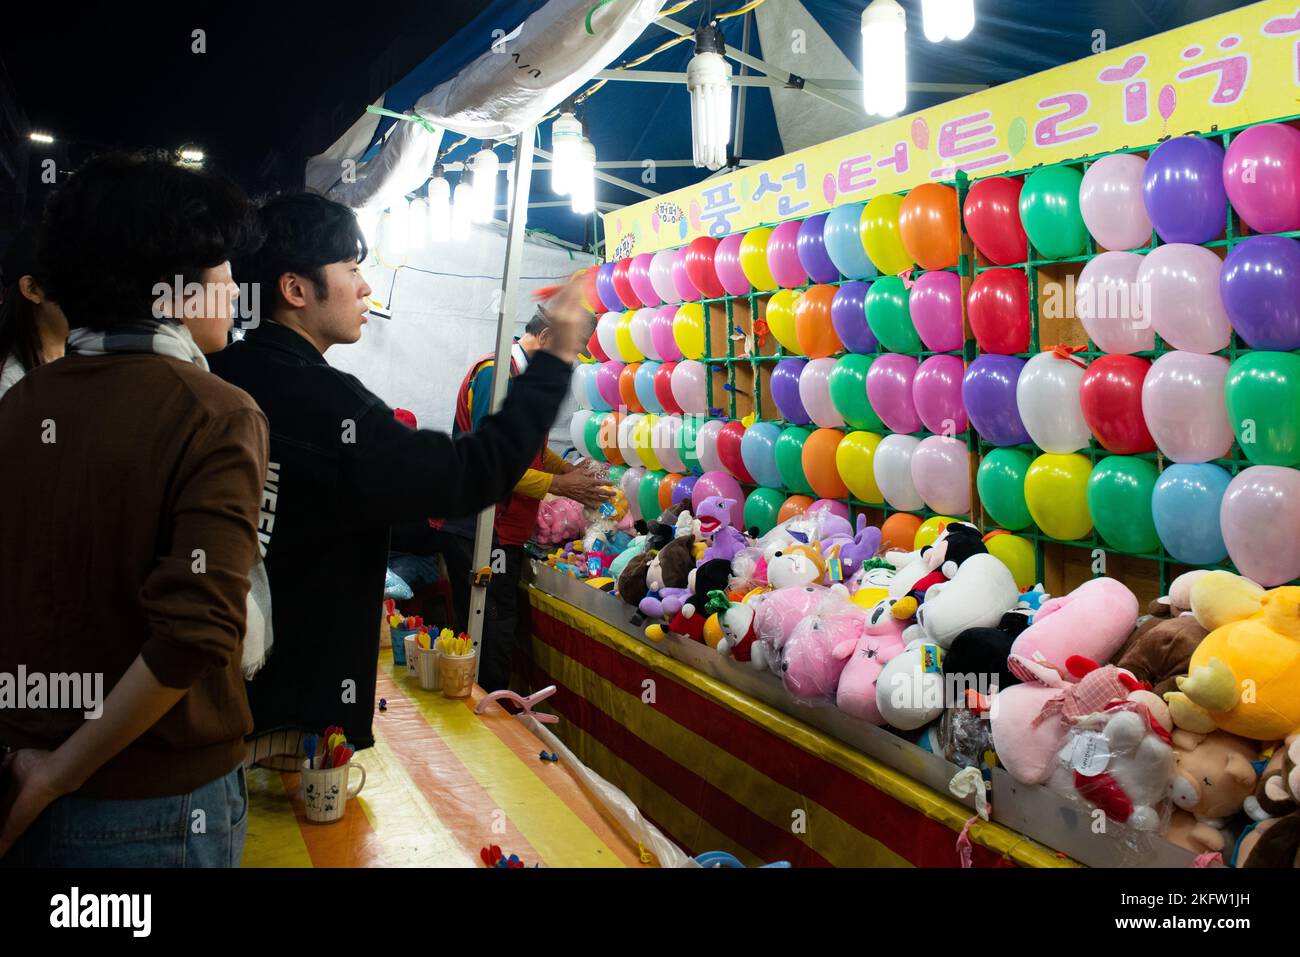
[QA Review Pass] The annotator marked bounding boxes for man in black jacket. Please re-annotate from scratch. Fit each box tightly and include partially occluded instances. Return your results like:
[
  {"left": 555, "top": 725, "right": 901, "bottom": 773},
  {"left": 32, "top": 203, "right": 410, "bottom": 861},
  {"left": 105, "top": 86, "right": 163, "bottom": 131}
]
[{"left": 208, "top": 192, "right": 583, "bottom": 761}]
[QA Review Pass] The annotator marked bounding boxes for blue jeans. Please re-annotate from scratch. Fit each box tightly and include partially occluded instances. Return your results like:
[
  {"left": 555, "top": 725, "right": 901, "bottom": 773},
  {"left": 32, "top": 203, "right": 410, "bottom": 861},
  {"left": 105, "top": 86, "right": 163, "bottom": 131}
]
[{"left": 1, "top": 766, "right": 248, "bottom": 867}]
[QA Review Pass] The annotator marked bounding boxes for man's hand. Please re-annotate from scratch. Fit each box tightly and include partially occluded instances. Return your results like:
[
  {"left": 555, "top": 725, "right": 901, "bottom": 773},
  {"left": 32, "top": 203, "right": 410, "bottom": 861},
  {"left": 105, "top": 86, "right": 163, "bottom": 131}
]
[
  {"left": 0, "top": 749, "right": 70, "bottom": 859},
  {"left": 550, "top": 468, "right": 615, "bottom": 509},
  {"left": 538, "top": 270, "right": 594, "bottom": 365}
]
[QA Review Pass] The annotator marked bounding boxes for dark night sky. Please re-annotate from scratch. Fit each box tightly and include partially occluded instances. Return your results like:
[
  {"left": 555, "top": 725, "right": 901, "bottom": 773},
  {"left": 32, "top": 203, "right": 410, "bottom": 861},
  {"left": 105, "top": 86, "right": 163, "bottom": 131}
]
[{"left": 1, "top": 1, "right": 496, "bottom": 195}]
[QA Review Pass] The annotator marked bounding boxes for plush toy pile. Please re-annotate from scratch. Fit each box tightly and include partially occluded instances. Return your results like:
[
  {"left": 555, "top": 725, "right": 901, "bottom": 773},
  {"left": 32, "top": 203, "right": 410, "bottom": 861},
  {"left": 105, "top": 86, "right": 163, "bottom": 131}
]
[{"left": 598, "top": 500, "right": 1300, "bottom": 866}]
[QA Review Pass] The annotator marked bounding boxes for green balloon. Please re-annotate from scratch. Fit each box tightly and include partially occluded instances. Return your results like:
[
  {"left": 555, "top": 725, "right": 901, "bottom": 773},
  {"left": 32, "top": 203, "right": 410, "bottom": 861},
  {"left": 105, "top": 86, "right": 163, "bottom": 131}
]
[
  {"left": 1225, "top": 351, "right": 1300, "bottom": 467},
  {"left": 606, "top": 464, "right": 628, "bottom": 487},
  {"left": 744, "top": 487, "right": 785, "bottom": 536},
  {"left": 677, "top": 415, "right": 702, "bottom": 473},
  {"left": 977, "top": 448, "right": 1033, "bottom": 530},
  {"left": 775, "top": 426, "right": 815, "bottom": 496},
  {"left": 1019, "top": 165, "right": 1088, "bottom": 259},
  {"left": 1087, "top": 456, "right": 1160, "bottom": 554},
  {"left": 829, "top": 354, "right": 885, "bottom": 430},
  {"left": 864, "top": 276, "right": 922, "bottom": 353},
  {"left": 639, "top": 470, "right": 668, "bottom": 523},
  {"left": 584, "top": 413, "right": 607, "bottom": 463}
]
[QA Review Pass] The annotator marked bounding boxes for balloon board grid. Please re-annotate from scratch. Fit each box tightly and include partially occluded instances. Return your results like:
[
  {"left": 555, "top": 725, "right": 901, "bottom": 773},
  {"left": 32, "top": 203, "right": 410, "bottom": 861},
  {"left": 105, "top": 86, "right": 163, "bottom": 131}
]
[{"left": 594, "top": 115, "right": 1300, "bottom": 604}]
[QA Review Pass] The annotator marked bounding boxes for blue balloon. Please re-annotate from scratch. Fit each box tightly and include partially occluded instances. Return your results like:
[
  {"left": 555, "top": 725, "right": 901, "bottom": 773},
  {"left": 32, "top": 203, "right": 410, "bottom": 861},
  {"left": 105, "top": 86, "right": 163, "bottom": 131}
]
[
  {"left": 822, "top": 203, "right": 877, "bottom": 280},
  {"left": 634, "top": 360, "right": 663, "bottom": 413},
  {"left": 1151, "top": 463, "right": 1231, "bottom": 564},
  {"left": 585, "top": 365, "right": 610, "bottom": 411},
  {"left": 740, "top": 421, "right": 784, "bottom": 488}
]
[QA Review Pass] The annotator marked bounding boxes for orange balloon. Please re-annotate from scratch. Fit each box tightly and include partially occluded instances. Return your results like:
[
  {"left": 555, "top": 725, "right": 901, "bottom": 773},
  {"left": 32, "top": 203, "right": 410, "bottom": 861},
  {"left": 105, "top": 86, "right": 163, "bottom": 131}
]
[
  {"left": 619, "top": 362, "right": 645, "bottom": 413},
  {"left": 801, "top": 428, "right": 849, "bottom": 499},
  {"left": 659, "top": 472, "right": 683, "bottom": 510},
  {"left": 898, "top": 183, "right": 961, "bottom": 271},
  {"left": 794, "top": 284, "right": 843, "bottom": 359},
  {"left": 880, "top": 512, "right": 923, "bottom": 552},
  {"left": 778, "top": 494, "right": 815, "bottom": 524},
  {"left": 602, "top": 411, "right": 625, "bottom": 465}
]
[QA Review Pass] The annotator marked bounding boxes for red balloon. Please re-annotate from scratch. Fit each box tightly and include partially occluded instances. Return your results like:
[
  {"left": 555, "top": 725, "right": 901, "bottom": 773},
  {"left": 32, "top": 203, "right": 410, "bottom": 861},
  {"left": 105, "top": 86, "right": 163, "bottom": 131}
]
[
  {"left": 654, "top": 361, "right": 683, "bottom": 413},
  {"left": 963, "top": 177, "right": 1028, "bottom": 265},
  {"left": 684, "top": 236, "right": 725, "bottom": 299},
  {"left": 1079, "top": 355, "right": 1156, "bottom": 454},
  {"left": 716, "top": 420, "right": 754, "bottom": 483},
  {"left": 587, "top": 329, "right": 608, "bottom": 362},
  {"left": 967, "top": 268, "right": 1030, "bottom": 354},
  {"left": 612, "top": 257, "right": 641, "bottom": 309}
]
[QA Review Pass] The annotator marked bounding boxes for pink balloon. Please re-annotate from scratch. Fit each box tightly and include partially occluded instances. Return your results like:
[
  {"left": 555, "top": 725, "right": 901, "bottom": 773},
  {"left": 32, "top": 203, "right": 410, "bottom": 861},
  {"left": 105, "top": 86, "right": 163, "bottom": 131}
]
[
  {"left": 649, "top": 250, "right": 679, "bottom": 305},
  {"left": 692, "top": 470, "right": 745, "bottom": 529},
  {"left": 808, "top": 498, "right": 851, "bottom": 523},
  {"left": 628, "top": 253, "right": 661, "bottom": 307},
  {"left": 1077, "top": 251, "right": 1154, "bottom": 354},
  {"left": 908, "top": 270, "right": 964, "bottom": 352},
  {"left": 670, "top": 247, "right": 701, "bottom": 302},
  {"left": 1220, "top": 465, "right": 1300, "bottom": 586},
  {"left": 912, "top": 355, "right": 968, "bottom": 435},
  {"left": 910, "top": 435, "right": 971, "bottom": 515},
  {"left": 1079, "top": 153, "right": 1153, "bottom": 251},
  {"left": 670, "top": 359, "right": 708, "bottom": 414},
  {"left": 714, "top": 233, "right": 751, "bottom": 296},
  {"left": 798, "top": 357, "right": 845, "bottom": 429},
  {"left": 866, "top": 354, "right": 922, "bottom": 434},
  {"left": 1141, "top": 351, "right": 1233, "bottom": 463},
  {"left": 622, "top": 465, "right": 648, "bottom": 521},
  {"left": 695, "top": 419, "right": 727, "bottom": 475},
  {"left": 649, "top": 305, "right": 682, "bottom": 361},
  {"left": 1223, "top": 123, "right": 1300, "bottom": 235},
  {"left": 629, "top": 307, "right": 658, "bottom": 360},
  {"left": 766, "top": 220, "right": 807, "bottom": 289},
  {"left": 1137, "top": 244, "right": 1231, "bottom": 354},
  {"left": 597, "top": 360, "right": 625, "bottom": 410}
]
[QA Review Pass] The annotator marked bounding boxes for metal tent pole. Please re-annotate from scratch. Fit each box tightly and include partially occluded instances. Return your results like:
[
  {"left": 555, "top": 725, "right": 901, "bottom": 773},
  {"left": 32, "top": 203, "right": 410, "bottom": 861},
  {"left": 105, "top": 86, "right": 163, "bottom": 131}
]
[{"left": 467, "top": 124, "right": 536, "bottom": 680}]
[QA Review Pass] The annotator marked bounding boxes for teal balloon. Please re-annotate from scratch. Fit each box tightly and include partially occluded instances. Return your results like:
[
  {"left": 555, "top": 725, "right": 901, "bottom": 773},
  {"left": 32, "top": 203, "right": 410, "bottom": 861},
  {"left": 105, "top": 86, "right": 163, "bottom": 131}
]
[
  {"left": 829, "top": 354, "right": 885, "bottom": 430},
  {"left": 606, "top": 464, "right": 628, "bottom": 488},
  {"left": 977, "top": 448, "right": 1033, "bottom": 530},
  {"left": 864, "top": 276, "right": 922, "bottom": 353},
  {"left": 775, "top": 426, "right": 815, "bottom": 495},
  {"left": 1225, "top": 351, "right": 1300, "bottom": 467},
  {"left": 744, "top": 487, "right": 786, "bottom": 535},
  {"left": 1019, "top": 165, "right": 1088, "bottom": 259},
  {"left": 1087, "top": 456, "right": 1161, "bottom": 554},
  {"left": 639, "top": 470, "right": 668, "bottom": 522},
  {"left": 677, "top": 416, "right": 702, "bottom": 473},
  {"left": 584, "top": 413, "right": 607, "bottom": 463}
]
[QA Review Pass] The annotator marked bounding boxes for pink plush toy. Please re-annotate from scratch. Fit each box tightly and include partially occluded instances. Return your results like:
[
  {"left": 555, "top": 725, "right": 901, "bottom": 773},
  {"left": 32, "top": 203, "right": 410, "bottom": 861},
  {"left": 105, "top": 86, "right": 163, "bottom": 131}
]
[
  {"left": 751, "top": 584, "right": 829, "bottom": 677},
  {"left": 781, "top": 588, "right": 859, "bottom": 702},
  {"left": 834, "top": 597, "right": 912, "bottom": 724},
  {"left": 535, "top": 496, "right": 586, "bottom": 546},
  {"left": 1009, "top": 577, "right": 1139, "bottom": 676}
]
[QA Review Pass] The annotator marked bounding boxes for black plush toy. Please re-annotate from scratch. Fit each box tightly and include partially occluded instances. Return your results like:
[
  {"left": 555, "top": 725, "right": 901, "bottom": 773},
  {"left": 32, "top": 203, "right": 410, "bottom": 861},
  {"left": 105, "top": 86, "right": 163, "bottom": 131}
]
[{"left": 942, "top": 609, "right": 1034, "bottom": 692}]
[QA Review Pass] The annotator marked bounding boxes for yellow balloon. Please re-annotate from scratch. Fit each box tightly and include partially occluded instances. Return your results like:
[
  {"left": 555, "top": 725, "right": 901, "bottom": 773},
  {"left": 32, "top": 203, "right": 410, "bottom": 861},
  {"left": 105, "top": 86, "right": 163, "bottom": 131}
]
[
  {"left": 1024, "top": 452, "right": 1094, "bottom": 540},
  {"left": 739, "top": 227, "right": 777, "bottom": 291},
  {"left": 914, "top": 516, "right": 956, "bottom": 550},
  {"left": 673, "top": 302, "right": 706, "bottom": 360},
  {"left": 859, "top": 193, "right": 914, "bottom": 275},
  {"left": 616, "top": 310, "right": 644, "bottom": 361},
  {"left": 632, "top": 414, "right": 661, "bottom": 471},
  {"left": 766, "top": 289, "right": 803, "bottom": 354},
  {"left": 985, "top": 533, "right": 1037, "bottom": 589},
  {"left": 834, "top": 430, "right": 884, "bottom": 504}
]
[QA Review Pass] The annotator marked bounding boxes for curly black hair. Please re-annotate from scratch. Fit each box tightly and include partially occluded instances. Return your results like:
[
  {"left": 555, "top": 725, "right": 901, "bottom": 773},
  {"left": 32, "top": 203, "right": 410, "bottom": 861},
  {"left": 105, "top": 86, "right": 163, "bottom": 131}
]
[{"left": 38, "top": 152, "right": 262, "bottom": 330}]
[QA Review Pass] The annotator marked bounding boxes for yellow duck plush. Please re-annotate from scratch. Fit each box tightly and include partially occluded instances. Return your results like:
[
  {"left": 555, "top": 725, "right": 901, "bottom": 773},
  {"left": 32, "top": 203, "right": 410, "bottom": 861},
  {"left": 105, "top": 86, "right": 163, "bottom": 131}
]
[{"left": 1166, "top": 581, "right": 1300, "bottom": 741}]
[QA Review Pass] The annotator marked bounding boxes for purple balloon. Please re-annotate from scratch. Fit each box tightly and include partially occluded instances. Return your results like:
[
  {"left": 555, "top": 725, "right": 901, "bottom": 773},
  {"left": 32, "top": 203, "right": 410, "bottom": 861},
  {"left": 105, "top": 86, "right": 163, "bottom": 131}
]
[
  {"left": 714, "top": 233, "right": 751, "bottom": 296},
  {"left": 671, "top": 473, "right": 698, "bottom": 505},
  {"left": 912, "top": 355, "right": 968, "bottom": 435},
  {"left": 1142, "top": 136, "right": 1227, "bottom": 245},
  {"left": 1220, "top": 235, "right": 1300, "bottom": 351},
  {"left": 908, "top": 270, "right": 964, "bottom": 352},
  {"left": 830, "top": 282, "right": 878, "bottom": 354},
  {"left": 962, "top": 355, "right": 1031, "bottom": 446},
  {"left": 796, "top": 213, "right": 839, "bottom": 284},
  {"left": 596, "top": 262, "right": 623, "bottom": 313},
  {"left": 865, "top": 353, "right": 922, "bottom": 434},
  {"left": 771, "top": 358, "right": 811, "bottom": 424}
]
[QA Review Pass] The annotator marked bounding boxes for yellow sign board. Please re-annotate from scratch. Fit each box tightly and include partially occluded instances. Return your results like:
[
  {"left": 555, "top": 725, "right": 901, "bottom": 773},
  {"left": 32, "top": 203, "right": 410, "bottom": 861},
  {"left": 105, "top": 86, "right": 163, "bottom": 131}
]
[{"left": 603, "top": 0, "right": 1300, "bottom": 259}]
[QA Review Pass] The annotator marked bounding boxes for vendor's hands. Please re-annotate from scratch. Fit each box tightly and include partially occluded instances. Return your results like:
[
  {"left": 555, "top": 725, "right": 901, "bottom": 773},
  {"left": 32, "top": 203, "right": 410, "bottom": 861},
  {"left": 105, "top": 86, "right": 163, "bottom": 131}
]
[
  {"left": 536, "top": 270, "right": 594, "bottom": 365},
  {"left": 551, "top": 468, "right": 615, "bottom": 509},
  {"left": 0, "top": 748, "right": 70, "bottom": 859}
]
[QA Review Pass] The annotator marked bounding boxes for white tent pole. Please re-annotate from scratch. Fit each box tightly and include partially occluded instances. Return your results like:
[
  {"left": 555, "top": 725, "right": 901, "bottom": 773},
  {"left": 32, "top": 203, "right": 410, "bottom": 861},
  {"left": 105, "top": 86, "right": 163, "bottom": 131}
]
[
  {"left": 734, "top": 10, "right": 751, "bottom": 159},
  {"left": 468, "top": 124, "right": 535, "bottom": 679}
]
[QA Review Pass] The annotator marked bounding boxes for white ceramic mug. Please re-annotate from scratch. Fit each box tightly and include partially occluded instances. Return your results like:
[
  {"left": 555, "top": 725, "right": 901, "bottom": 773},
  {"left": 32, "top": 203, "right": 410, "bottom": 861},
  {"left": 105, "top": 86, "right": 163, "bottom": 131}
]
[{"left": 301, "top": 760, "right": 366, "bottom": 824}]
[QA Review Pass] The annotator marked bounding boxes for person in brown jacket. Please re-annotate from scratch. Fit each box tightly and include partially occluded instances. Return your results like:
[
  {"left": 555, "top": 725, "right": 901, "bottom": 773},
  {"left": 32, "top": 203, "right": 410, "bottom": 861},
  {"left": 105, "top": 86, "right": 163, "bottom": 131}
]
[{"left": 0, "top": 153, "right": 267, "bottom": 867}]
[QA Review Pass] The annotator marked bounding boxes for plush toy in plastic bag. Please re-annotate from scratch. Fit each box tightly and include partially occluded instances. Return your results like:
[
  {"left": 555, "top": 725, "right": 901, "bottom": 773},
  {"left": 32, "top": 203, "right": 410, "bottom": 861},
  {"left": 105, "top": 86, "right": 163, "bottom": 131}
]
[
  {"left": 535, "top": 496, "right": 586, "bottom": 547},
  {"left": 780, "top": 586, "right": 860, "bottom": 703}
]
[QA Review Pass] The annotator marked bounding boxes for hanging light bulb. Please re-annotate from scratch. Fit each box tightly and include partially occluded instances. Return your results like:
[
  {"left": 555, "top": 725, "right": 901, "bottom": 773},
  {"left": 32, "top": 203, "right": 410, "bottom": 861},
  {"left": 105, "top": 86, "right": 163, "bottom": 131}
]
[
  {"left": 381, "top": 199, "right": 410, "bottom": 261},
  {"left": 550, "top": 106, "right": 583, "bottom": 197},
  {"left": 469, "top": 147, "right": 499, "bottom": 223},
  {"left": 922, "top": 0, "right": 975, "bottom": 42},
  {"left": 355, "top": 206, "right": 380, "bottom": 257},
  {"left": 569, "top": 137, "right": 597, "bottom": 215},
  {"left": 428, "top": 167, "right": 451, "bottom": 242},
  {"left": 452, "top": 181, "right": 474, "bottom": 240},
  {"left": 407, "top": 197, "right": 429, "bottom": 251},
  {"left": 686, "top": 22, "right": 731, "bottom": 171},
  {"left": 861, "top": 0, "right": 908, "bottom": 117}
]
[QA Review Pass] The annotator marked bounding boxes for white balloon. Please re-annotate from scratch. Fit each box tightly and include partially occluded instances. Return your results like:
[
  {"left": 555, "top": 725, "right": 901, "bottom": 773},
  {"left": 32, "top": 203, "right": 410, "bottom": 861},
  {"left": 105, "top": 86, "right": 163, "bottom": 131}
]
[
  {"left": 653, "top": 414, "right": 685, "bottom": 473},
  {"left": 649, "top": 250, "right": 680, "bottom": 306},
  {"left": 872, "top": 433, "right": 924, "bottom": 511},
  {"left": 1079, "top": 153, "right": 1153, "bottom": 252},
  {"left": 619, "top": 413, "right": 645, "bottom": 468},
  {"left": 596, "top": 312, "right": 621, "bottom": 361},
  {"left": 1015, "top": 351, "right": 1091, "bottom": 453},
  {"left": 695, "top": 418, "right": 727, "bottom": 474},
  {"left": 569, "top": 409, "right": 593, "bottom": 458},
  {"left": 629, "top": 308, "right": 659, "bottom": 361},
  {"left": 621, "top": 466, "right": 647, "bottom": 522},
  {"left": 569, "top": 363, "right": 595, "bottom": 410}
]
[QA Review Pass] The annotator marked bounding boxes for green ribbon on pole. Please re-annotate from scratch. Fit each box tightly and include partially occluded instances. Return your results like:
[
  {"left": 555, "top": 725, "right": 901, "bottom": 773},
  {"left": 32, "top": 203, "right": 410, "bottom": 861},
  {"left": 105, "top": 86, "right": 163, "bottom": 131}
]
[
  {"left": 585, "top": 0, "right": 617, "bottom": 34},
  {"left": 365, "top": 105, "right": 440, "bottom": 137}
]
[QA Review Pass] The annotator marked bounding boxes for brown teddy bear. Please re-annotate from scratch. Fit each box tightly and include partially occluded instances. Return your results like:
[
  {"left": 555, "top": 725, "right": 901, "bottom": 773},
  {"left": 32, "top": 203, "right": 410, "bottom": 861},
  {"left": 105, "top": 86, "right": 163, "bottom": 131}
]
[{"left": 1113, "top": 603, "right": 1208, "bottom": 698}]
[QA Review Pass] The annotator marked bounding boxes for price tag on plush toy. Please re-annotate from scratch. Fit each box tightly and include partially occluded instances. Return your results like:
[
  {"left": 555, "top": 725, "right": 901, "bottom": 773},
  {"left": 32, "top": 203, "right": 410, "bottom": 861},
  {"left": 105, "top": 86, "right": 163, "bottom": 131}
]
[
  {"left": 1068, "top": 731, "right": 1111, "bottom": 777},
  {"left": 920, "top": 643, "right": 943, "bottom": 675},
  {"left": 826, "top": 557, "right": 843, "bottom": 583}
]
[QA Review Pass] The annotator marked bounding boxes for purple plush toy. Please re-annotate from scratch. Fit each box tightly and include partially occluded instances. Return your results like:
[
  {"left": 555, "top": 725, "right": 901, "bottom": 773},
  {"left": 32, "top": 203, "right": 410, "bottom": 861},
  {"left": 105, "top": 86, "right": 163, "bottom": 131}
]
[{"left": 697, "top": 496, "right": 748, "bottom": 563}]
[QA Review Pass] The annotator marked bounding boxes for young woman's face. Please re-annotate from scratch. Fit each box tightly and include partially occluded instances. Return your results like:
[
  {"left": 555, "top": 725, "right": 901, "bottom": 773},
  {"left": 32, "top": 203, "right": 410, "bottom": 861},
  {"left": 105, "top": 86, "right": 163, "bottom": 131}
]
[{"left": 179, "top": 261, "right": 239, "bottom": 353}]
